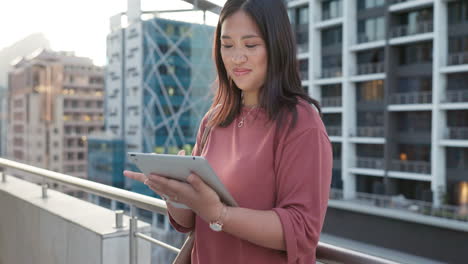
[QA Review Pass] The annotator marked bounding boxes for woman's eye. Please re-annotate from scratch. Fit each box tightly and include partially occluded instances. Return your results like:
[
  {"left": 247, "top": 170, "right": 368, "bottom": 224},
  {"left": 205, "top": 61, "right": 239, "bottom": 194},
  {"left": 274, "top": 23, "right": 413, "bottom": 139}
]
[
  {"left": 246, "top": 44, "right": 258, "bottom": 48},
  {"left": 222, "top": 44, "right": 233, "bottom": 48}
]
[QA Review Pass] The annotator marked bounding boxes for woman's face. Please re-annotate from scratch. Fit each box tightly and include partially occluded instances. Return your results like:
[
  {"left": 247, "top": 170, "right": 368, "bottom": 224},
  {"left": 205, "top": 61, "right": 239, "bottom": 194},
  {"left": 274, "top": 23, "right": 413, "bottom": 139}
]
[{"left": 220, "top": 10, "right": 268, "bottom": 94}]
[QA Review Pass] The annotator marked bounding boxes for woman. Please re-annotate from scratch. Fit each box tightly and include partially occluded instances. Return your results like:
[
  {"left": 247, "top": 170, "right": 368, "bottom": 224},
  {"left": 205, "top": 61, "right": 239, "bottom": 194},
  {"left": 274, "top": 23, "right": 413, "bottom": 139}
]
[{"left": 124, "top": 0, "right": 333, "bottom": 263}]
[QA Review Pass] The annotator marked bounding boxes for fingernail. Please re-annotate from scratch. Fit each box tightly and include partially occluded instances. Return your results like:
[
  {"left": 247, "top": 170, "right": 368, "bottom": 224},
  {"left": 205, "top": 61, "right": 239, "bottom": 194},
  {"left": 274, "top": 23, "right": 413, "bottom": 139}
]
[{"left": 187, "top": 174, "right": 193, "bottom": 182}]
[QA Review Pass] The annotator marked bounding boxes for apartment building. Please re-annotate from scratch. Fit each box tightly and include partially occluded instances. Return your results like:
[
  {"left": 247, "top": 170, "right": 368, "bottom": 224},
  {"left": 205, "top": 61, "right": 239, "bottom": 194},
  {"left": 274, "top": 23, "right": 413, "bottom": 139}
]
[
  {"left": 7, "top": 49, "right": 104, "bottom": 194},
  {"left": 286, "top": 0, "right": 468, "bottom": 207}
]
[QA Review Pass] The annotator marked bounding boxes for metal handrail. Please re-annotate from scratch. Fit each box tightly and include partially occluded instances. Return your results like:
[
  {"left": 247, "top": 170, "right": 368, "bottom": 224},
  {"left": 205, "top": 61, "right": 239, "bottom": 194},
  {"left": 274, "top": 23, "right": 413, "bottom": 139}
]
[
  {"left": 322, "top": 96, "right": 342, "bottom": 107},
  {"left": 0, "top": 158, "right": 167, "bottom": 214},
  {"left": 391, "top": 159, "right": 431, "bottom": 174},
  {"left": 445, "top": 89, "right": 468, "bottom": 103},
  {"left": 390, "top": 91, "right": 432, "bottom": 105},
  {"left": 0, "top": 158, "right": 399, "bottom": 264},
  {"left": 447, "top": 52, "right": 468, "bottom": 65}
]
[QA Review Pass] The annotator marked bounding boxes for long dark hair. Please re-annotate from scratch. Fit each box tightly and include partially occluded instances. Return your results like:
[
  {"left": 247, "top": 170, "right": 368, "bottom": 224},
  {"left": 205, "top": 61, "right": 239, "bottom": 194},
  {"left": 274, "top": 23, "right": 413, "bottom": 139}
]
[{"left": 210, "top": 0, "right": 322, "bottom": 129}]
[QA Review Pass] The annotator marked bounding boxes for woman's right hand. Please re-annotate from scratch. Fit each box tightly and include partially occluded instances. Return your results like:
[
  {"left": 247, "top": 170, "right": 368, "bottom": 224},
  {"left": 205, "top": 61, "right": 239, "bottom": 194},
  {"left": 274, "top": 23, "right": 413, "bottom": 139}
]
[{"left": 123, "top": 150, "right": 195, "bottom": 229}]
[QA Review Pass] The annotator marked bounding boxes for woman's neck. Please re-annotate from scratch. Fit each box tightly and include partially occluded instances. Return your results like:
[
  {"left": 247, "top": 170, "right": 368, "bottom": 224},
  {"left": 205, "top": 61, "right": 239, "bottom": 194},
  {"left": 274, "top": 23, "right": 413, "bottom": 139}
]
[{"left": 242, "top": 91, "right": 259, "bottom": 106}]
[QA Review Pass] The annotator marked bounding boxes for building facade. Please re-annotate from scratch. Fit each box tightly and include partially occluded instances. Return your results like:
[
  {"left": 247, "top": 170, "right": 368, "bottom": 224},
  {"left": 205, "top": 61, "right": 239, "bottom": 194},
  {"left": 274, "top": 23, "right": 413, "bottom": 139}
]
[
  {"left": 286, "top": 0, "right": 468, "bottom": 207},
  {"left": 104, "top": 4, "right": 216, "bottom": 196},
  {"left": 7, "top": 49, "right": 104, "bottom": 194}
]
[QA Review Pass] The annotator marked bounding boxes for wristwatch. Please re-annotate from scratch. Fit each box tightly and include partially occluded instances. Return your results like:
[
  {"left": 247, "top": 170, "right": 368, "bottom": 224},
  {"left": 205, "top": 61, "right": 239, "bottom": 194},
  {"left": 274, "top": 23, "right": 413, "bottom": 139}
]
[{"left": 209, "top": 204, "right": 228, "bottom": 232}]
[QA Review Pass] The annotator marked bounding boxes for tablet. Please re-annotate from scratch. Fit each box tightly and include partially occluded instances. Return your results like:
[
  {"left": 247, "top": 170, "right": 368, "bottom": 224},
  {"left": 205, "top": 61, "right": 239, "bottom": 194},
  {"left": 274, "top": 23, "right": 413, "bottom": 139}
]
[{"left": 127, "top": 152, "right": 238, "bottom": 209}]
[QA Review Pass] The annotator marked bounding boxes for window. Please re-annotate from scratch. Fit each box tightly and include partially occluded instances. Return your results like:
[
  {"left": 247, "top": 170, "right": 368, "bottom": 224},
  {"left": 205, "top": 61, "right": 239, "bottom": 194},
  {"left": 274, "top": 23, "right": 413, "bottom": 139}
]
[
  {"left": 358, "top": 17, "right": 385, "bottom": 43},
  {"left": 322, "top": 26, "right": 342, "bottom": 47},
  {"left": 298, "top": 6, "right": 309, "bottom": 24},
  {"left": 399, "top": 42, "right": 433, "bottom": 65},
  {"left": 78, "top": 152, "right": 84, "bottom": 160},
  {"left": 357, "top": 80, "right": 384, "bottom": 102},
  {"left": 447, "top": 148, "right": 468, "bottom": 169},
  {"left": 322, "top": 0, "right": 342, "bottom": 20},
  {"left": 397, "top": 77, "right": 432, "bottom": 93},
  {"left": 448, "top": 1, "right": 468, "bottom": 25}
]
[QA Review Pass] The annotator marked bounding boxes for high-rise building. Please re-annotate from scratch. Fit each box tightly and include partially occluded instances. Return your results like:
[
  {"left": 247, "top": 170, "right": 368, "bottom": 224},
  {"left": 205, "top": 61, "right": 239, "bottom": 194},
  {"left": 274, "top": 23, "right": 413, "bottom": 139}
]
[
  {"left": 7, "top": 49, "right": 104, "bottom": 195},
  {"left": 286, "top": 0, "right": 468, "bottom": 207},
  {"left": 86, "top": 1, "right": 217, "bottom": 262},
  {"left": 99, "top": 0, "right": 215, "bottom": 197}
]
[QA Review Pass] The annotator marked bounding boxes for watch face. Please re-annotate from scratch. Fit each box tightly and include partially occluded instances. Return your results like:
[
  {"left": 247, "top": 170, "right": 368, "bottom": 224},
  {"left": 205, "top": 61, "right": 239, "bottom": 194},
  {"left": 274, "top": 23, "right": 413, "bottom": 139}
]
[{"left": 209, "top": 222, "right": 223, "bottom": 232}]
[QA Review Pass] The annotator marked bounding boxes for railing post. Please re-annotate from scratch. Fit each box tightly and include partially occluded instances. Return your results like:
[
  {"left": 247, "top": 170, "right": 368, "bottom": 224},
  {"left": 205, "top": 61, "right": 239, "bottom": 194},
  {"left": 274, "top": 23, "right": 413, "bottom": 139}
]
[
  {"left": 129, "top": 205, "right": 138, "bottom": 264},
  {"left": 42, "top": 183, "right": 48, "bottom": 199},
  {"left": 1, "top": 170, "right": 5, "bottom": 183},
  {"left": 115, "top": 210, "right": 125, "bottom": 229}
]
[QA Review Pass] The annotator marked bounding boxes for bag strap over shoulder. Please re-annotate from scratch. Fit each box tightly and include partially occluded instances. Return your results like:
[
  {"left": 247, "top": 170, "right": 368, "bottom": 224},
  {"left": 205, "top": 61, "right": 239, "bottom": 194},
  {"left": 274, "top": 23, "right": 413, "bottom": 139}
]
[{"left": 197, "top": 104, "right": 221, "bottom": 156}]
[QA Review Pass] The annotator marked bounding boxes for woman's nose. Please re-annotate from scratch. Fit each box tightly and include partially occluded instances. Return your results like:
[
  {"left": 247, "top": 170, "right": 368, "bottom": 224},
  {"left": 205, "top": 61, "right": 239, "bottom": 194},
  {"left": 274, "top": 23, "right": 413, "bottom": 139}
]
[{"left": 231, "top": 51, "right": 247, "bottom": 64}]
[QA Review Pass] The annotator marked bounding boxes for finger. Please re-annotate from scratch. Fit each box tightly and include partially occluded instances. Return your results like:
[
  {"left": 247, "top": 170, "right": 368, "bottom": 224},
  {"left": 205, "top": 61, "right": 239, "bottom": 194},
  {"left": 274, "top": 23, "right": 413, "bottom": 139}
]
[
  {"left": 187, "top": 173, "right": 207, "bottom": 192},
  {"left": 123, "top": 170, "right": 146, "bottom": 183},
  {"left": 178, "top": 149, "right": 186, "bottom": 156},
  {"left": 149, "top": 174, "right": 196, "bottom": 201},
  {"left": 145, "top": 180, "right": 176, "bottom": 198}
]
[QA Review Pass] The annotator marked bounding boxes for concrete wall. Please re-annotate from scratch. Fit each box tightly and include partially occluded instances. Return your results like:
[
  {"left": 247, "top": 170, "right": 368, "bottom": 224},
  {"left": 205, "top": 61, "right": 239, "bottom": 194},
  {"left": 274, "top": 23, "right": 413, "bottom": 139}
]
[{"left": 0, "top": 175, "right": 151, "bottom": 264}]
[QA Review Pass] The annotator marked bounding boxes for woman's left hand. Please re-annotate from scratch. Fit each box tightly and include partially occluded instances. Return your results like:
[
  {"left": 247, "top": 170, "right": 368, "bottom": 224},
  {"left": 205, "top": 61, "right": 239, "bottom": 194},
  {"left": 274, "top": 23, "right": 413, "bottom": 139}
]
[{"left": 146, "top": 172, "right": 224, "bottom": 223}]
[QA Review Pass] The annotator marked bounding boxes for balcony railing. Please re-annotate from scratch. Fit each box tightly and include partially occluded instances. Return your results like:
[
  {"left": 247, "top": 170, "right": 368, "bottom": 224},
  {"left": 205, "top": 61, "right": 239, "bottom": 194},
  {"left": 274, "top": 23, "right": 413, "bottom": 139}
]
[
  {"left": 356, "top": 62, "right": 385, "bottom": 75},
  {"left": 322, "top": 96, "right": 342, "bottom": 107},
  {"left": 446, "top": 127, "right": 468, "bottom": 140},
  {"left": 390, "top": 91, "right": 432, "bottom": 105},
  {"left": 326, "top": 126, "right": 342, "bottom": 136},
  {"left": 448, "top": 52, "right": 468, "bottom": 66},
  {"left": 321, "top": 67, "right": 343, "bottom": 79},
  {"left": 444, "top": 90, "right": 468, "bottom": 103},
  {"left": 357, "top": 33, "right": 385, "bottom": 44},
  {"left": 330, "top": 188, "right": 468, "bottom": 222},
  {"left": 391, "top": 159, "right": 431, "bottom": 174},
  {"left": 0, "top": 158, "right": 400, "bottom": 264},
  {"left": 357, "top": 126, "right": 385, "bottom": 137},
  {"left": 390, "top": 21, "right": 433, "bottom": 38},
  {"left": 356, "top": 157, "right": 384, "bottom": 170}
]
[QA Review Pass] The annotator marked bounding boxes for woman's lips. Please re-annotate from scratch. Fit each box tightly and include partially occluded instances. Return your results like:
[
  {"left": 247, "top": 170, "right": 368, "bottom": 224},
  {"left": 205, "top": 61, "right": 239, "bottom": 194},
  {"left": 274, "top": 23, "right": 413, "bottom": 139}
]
[{"left": 233, "top": 69, "right": 252, "bottom": 77}]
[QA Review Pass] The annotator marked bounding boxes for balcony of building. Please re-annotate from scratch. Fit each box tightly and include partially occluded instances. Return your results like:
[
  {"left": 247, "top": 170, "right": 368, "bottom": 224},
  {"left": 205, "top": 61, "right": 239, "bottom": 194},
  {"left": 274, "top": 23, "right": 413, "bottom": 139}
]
[
  {"left": 448, "top": 52, "right": 468, "bottom": 66},
  {"left": 389, "top": 5, "right": 434, "bottom": 45},
  {"left": 356, "top": 157, "right": 385, "bottom": 170},
  {"left": 444, "top": 90, "right": 468, "bottom": 104},
  {"left": 390, "top": 159, "right": 431, "bottom": 174},
  {"left": 389, "top": 91, "right": 432, "bottom": 111},
  {"left": 357, "top": 126, "right": 385, "bottom": 138},
  {"left": 390, "top": 21, "right": 433, "bottom": 39},
  {"left": 0, "top": 158, "right": 403, "bottom": 264},
  {"left": 356, "top": 62, "right": 385, "bottom": 76},
  {"left": 321, "top": 67, "right": 343, "bottom": 79},
  {"left": 326, "top": 125, "right": 342, "bottom": 137},
  {"left": 441, "top": 73, "right": 468, "bottom": 109},
  {"left": 322, "top": 96, "right": 342, "bottom": 108},
  {"left": 445, "top": 127, "right": 468, "bottom": 140}
]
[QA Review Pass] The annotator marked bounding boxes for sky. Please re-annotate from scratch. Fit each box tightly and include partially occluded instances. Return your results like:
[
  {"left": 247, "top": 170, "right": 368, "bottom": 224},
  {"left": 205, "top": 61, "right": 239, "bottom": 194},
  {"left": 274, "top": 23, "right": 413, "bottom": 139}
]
[{"left": 0, "top": 0, "right": 226, "bottom": 66}]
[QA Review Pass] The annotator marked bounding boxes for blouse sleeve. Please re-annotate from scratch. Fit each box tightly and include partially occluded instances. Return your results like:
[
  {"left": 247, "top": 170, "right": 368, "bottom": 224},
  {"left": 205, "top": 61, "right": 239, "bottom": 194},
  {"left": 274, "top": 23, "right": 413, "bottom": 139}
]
[
  {"left": 271, "top": 128, "right": 333, "bottom": 263},
  {"left": 167, "top": 112, "right": 209, "bottom": 233}
]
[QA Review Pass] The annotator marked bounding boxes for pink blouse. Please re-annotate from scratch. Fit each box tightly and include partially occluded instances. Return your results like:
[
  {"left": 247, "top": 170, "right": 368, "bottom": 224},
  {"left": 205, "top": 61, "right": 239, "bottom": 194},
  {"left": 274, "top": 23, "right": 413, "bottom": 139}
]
[{"left": 169, "top": 99, "right": 333, "bottom": 263}]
